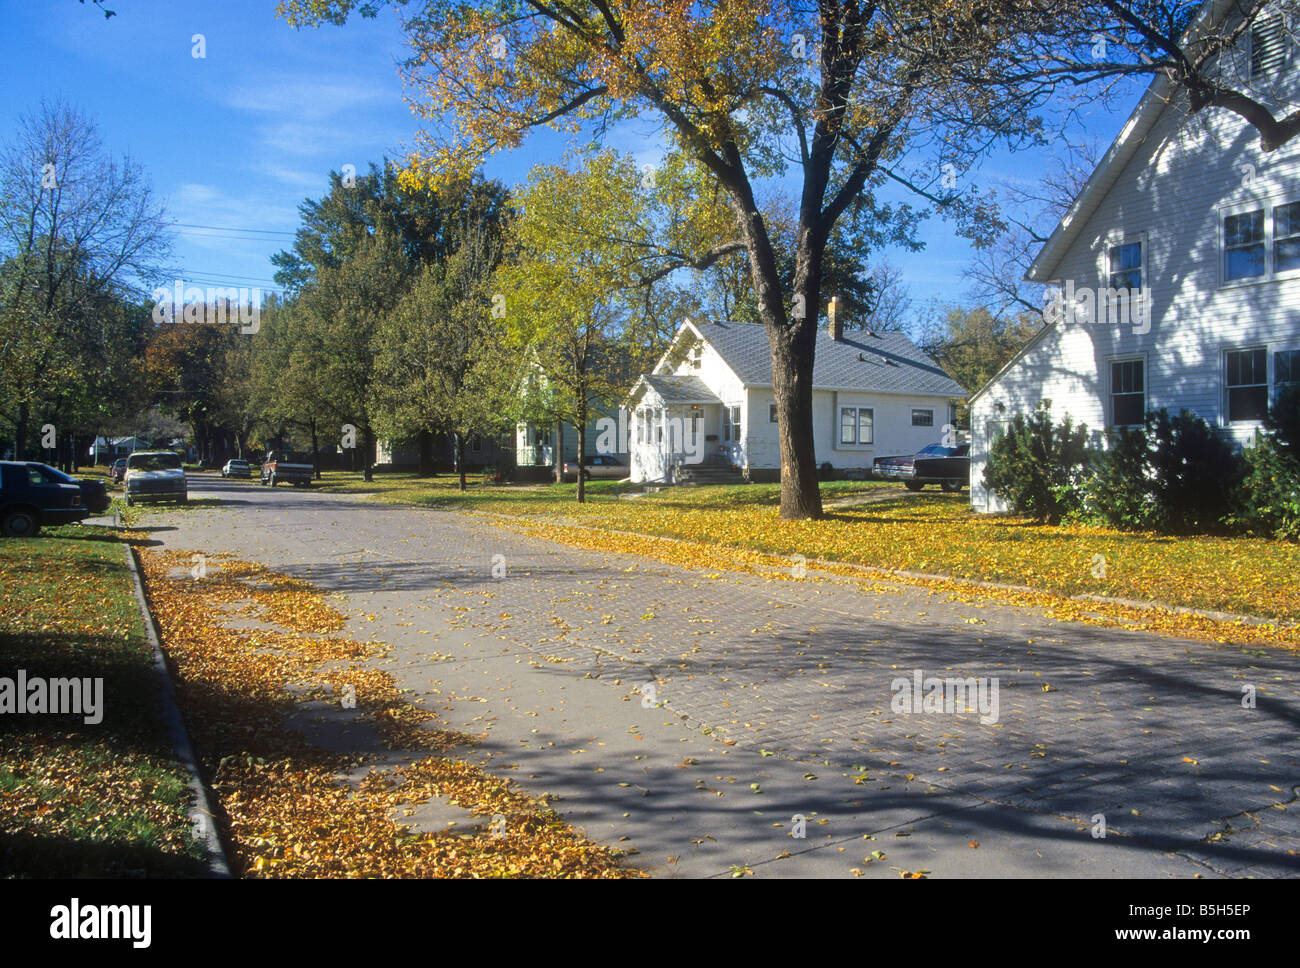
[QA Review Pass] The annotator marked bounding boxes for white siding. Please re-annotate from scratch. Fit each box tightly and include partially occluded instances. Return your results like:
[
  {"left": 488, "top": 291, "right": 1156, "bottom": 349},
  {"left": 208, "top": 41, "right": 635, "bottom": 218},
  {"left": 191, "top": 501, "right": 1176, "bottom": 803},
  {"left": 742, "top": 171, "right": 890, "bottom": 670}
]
[{"left": 972, "top": 72, "right": 1300, "bottom": 511}]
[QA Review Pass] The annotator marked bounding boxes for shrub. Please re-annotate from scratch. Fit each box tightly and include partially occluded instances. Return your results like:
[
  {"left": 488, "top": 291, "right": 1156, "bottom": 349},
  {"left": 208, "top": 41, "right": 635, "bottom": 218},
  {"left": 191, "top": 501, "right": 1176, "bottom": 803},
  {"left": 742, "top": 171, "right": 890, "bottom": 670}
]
[
  {"left": 983, "top": 402, "right": 1091, "bottom": 524},
  {"left": 1080, "top": 425, "right": 1156, "bottom": 530},
  {"left": 1230, "top": 387, "right": 1300, "bottom": 540},
  {"left": 1082, "top": 409, "right": 1238, "bottom": 533}
]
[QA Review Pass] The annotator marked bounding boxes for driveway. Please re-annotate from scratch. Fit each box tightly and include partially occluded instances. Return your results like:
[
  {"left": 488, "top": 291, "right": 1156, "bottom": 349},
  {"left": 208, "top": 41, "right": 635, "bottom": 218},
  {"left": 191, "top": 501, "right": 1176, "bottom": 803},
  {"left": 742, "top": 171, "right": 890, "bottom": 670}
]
[{"left": 119, "top": 475, "right": 1300, "bottom": 878}]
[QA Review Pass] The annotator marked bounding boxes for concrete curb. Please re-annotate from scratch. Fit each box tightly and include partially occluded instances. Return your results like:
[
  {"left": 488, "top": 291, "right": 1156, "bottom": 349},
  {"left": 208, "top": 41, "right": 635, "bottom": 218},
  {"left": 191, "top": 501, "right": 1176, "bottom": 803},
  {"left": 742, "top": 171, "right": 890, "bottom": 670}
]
[{"left": 122, "top": 542, "right": 232, "bottom": 878}]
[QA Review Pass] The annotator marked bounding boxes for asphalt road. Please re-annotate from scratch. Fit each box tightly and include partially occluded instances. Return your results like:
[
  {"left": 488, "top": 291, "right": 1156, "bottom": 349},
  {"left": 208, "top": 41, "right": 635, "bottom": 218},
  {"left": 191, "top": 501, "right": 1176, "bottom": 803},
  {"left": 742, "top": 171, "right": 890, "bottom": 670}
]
[{"left": 113, "top": 473, "right": 1300, "bottom": 878}]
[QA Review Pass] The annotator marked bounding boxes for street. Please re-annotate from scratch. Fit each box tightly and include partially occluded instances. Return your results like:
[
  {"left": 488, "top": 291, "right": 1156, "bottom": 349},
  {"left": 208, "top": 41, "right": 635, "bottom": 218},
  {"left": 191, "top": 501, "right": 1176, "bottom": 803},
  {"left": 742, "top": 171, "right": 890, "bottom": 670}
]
[{"left": 126, "top": 475, "right": 1300, "bottom": 878}]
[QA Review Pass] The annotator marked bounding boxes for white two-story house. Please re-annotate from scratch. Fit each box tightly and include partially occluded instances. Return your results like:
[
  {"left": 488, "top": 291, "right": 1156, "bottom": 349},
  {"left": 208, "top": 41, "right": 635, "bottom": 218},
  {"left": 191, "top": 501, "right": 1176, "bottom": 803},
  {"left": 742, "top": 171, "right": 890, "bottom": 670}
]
[
  {"left": 969, "top": 5, "right": 1300, "bottom": 511},
  {"left": 626, "top": 317, "right": 965, "bottom": 483}
]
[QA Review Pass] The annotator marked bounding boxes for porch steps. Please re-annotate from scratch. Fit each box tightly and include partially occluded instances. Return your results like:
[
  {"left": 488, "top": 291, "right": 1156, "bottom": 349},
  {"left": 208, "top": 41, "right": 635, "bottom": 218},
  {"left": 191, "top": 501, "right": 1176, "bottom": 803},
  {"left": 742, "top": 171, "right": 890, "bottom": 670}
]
[{"left": 675, "top": 465, "right": 746, "bottom": 485}]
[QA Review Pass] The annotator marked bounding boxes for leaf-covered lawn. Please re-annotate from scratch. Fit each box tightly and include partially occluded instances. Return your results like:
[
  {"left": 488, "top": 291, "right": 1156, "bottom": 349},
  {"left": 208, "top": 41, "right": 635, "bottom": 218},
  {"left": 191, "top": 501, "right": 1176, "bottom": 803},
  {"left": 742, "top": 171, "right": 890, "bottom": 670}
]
[
  {"left": 322, "top": 473, "right": 1300, "bottom": 628},
  {"left": 0, "top": 525, "right": 208, "bottom": 877}
]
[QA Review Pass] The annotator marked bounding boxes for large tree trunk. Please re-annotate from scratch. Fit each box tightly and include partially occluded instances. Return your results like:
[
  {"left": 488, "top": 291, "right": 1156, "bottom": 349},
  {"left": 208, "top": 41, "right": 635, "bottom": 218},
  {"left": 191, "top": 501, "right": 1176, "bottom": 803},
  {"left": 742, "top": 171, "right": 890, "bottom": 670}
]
[
  {"left": 418, "top": 429, "right": 435, "bottom": 477},
  {"left": 362, "top": 427, "right": 375, "bottom": 482},
  {"left": 737, "top": 197, "right": 825, "bottom": 520}
]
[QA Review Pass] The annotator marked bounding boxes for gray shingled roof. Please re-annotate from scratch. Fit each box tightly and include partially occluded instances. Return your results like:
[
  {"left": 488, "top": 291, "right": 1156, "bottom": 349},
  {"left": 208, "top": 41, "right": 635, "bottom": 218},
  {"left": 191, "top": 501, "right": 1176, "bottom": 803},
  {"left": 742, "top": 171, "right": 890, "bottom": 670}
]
[
  {"left": 692, "top": 322, "right": 966, "bottom": 396},
  {"left": 634, "top": 374, "right": 723, "bottom": 404}
]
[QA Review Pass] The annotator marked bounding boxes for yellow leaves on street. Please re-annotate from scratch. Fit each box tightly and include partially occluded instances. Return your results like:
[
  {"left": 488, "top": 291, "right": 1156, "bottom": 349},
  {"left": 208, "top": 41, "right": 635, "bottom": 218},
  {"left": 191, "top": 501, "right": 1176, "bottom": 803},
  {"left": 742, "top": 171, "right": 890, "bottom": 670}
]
[{"left": 138, "top": 549, "right": 639, "bottom": 879}]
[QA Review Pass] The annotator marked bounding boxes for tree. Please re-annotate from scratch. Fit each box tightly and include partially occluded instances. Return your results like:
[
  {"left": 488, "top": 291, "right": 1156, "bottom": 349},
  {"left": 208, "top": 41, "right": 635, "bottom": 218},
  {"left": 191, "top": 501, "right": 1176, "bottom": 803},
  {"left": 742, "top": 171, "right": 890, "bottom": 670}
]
[
  {"left": 374, "top": 225, "right": 514, "bottom": 491},
  {"left": 500, "top": 156, "right": 657, "bottom": 503},
  {"left": 0, "top": 100, "right": 167, "bottom": 459},
  {"left": 917, "top": 304, "right": 1042, "bottom": 416},
  {"left": 998, "top": 1, "right": 1300, "bottom": 153},
  {"left": 280, "top": 0, "right": 1036, "bottom": 520},
  {"left": 291, "top": 229, "right": 410, "bottom": 479}
]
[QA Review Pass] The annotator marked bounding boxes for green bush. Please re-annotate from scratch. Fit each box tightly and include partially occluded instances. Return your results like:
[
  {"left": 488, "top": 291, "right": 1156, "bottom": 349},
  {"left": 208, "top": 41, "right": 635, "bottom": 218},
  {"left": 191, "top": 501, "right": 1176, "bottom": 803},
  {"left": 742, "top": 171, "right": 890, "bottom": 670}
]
[
  {"left": 1082, "top": 409, "right": 1238, "bottom": 533},
  {"left": 1230, "top": 387, "right": 1300, "bottom": 540},
  {"left": 983, "top": 402, "right": 1091, "bottom": 524},
  {"left": 1080, "top": 425, "right": 1155, "bottom": 530}
]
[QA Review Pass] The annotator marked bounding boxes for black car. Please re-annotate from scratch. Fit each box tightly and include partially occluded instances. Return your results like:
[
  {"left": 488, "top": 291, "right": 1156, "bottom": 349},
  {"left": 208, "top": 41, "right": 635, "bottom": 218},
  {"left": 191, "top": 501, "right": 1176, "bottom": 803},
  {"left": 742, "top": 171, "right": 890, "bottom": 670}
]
[
  {"left": 873, "top": 443, "right": 971, "bottom": 492},
  {"left": 0, "top": 461, "right": 107, "bottom": 537}
]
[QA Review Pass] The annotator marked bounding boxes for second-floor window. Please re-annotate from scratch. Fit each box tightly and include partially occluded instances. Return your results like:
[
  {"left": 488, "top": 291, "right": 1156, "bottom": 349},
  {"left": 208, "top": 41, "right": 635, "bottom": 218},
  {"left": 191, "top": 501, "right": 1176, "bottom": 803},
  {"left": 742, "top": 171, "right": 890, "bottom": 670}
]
[
  {"left": 1227, "top": 348, "right": 1268, "bottom": 422},
  {"left": 911, "top": 408, "right": 934, "bottom": 427},
  {"left": 1225, "top": 210, "right": 1266, "bottom": 281},
  {"left": 1107, "top": 241, "right": 1142, "bottom": 290}
]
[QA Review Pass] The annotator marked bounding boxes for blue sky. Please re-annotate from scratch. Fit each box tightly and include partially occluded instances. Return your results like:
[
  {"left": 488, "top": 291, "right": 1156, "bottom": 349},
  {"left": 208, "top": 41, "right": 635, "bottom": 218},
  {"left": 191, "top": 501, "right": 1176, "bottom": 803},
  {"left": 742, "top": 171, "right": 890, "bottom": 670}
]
[{"left": 4, "top": 0, "right": 1141, "bottom": 316}]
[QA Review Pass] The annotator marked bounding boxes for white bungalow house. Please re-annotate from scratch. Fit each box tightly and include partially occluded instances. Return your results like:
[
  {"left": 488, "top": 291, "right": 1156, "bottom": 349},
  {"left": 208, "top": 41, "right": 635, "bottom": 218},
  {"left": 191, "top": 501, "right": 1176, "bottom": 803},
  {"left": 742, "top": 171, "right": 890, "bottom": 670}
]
[
  {"left": 969, "top": 4, "right": 1300, "bottom": 512},
  {"left": 625, "top": 317, "right": 966, "bottom": 483}
]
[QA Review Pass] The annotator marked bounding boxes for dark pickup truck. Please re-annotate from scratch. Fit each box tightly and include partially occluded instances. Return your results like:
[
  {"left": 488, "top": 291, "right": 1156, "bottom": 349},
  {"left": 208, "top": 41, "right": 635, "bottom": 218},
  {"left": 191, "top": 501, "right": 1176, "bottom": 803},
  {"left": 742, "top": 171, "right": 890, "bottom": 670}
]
[
  {"left": 0, "top": 461, "right": 110, "bottom": 537},
  {"left": 873, "top": 443, "right": 971, "bottom": 492}
]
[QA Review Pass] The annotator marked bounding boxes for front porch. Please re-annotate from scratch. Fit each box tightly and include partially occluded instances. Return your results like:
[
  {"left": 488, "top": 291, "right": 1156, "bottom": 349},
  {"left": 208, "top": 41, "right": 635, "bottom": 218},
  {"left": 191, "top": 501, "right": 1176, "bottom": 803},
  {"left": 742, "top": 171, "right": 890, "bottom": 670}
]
[{"left": 627, "top": 375, "right": 745, "bottom": 484}]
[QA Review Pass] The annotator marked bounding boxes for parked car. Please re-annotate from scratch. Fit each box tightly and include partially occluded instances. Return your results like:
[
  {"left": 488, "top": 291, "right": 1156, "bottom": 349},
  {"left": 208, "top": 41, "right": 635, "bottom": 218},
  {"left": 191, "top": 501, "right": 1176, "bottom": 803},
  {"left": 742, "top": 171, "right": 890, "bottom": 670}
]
[
  {"left": 221, "top": 459, "right": 251, "bottom": 479},
  {"left": 124, "top": 451, "right": 188, "bottom": 506},
  {"left": 109, "top": 458, "right": 128, "bottom": 482},
  {"left": 0, "top": 461, "right": 94, "bottom": 537},
  {"left": 873, "top": 442, "right": 970, "bottom": 492},
  {"left": 561, "top": 454, "right": 630, "bottom": 482},
  {"left": 260, "top": 451, "right": 314, "bottom": 487}
]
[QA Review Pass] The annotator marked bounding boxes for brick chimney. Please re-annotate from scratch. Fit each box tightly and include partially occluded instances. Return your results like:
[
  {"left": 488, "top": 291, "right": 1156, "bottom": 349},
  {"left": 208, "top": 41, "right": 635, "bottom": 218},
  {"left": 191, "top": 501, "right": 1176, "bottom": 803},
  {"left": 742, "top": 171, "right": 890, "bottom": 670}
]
[{"left": 828, "top": 296, "right": 842, "bottom": 340}]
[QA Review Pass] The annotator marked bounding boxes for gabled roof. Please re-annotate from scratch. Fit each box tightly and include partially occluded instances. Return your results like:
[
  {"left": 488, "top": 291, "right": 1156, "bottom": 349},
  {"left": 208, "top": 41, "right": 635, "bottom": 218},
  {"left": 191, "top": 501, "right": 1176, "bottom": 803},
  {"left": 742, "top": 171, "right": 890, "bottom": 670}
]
[
  {"left": 1026, "top": 0, "right": 1232, "bottom": 282},
  {"left": 678, "top": 320, "right": 966, "bottom": 397},
  {"left": 629, "top": 374, "right": 723, "bottom": 405}
]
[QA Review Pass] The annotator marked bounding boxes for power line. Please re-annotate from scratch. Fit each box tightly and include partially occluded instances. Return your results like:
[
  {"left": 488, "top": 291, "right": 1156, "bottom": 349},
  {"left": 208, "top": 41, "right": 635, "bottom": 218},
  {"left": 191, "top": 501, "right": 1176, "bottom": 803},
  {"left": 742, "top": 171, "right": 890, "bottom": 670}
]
[{"left": 170, "top": 221, "right": 298, "bottom": 238}]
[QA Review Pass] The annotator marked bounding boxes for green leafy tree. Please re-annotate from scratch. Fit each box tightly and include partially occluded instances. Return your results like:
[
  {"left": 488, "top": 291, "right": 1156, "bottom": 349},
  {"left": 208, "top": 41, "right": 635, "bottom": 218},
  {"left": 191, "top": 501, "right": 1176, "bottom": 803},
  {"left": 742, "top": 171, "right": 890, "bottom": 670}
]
[{"left": 374, "top": 226, "right": 513, "bottom": 490}]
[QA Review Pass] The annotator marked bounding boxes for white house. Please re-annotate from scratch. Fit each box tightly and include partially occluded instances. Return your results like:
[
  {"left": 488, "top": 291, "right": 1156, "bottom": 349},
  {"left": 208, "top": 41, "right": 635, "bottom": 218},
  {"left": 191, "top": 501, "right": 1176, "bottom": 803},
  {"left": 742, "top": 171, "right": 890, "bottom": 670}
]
[
  {"left": 625, "top": 317, "right": 965, "bottom": 483},
  {"left": 969, "top": 4, "right": 1300, "bottom": 512}
]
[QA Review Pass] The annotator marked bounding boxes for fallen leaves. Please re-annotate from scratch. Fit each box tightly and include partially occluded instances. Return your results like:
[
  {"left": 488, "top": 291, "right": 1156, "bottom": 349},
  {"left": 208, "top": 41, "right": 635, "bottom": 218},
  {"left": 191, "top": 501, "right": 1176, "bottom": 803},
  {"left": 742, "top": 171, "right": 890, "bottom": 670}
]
[{"left": 137, "top": 548, "right": 639, "bottom": 879}]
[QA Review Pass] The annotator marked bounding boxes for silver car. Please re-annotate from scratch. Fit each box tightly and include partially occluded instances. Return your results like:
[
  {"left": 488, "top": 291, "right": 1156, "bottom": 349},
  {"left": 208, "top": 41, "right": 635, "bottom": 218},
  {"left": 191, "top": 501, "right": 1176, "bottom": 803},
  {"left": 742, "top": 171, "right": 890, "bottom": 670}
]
[
  {"left": 125, "top": 451, "right": 188, "bottom": 506},
  {"left": 561, "top": 454, "right": 629, "bottom": 482}
]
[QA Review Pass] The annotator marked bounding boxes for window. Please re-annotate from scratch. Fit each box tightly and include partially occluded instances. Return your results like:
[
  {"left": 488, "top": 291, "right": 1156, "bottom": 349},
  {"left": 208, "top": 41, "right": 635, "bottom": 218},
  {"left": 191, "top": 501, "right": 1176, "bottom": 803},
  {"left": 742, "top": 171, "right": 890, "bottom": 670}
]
[
  {"left": 1275, "top": 203, "right": 1300, "bottom": 273},
  {"left": 1110, "top": 359, "right": 1145, "bottom": 427},
  {"left": 1251, "top": 13, "right": 1287, "bottom": 78},
  {"left": 839, "top": 406, "right": 873, "bottom": 445},
  {"left": 1107, "top": 241, "right": 1142, "bottom": 291},
  {"left": 911, "top": 408, "right": 934, "bottom": 427},
  {"left": 1277, "top": 349, "right": 1300, "bottom": 389},
  {"left": 1225, "top": 210, "right": 1266, "bottom": 281},
  {"left": 1227, "top": 348, "right": 1268, "bottom": 422},
  {"left": 769, "top": 404, "right": 778, "bottom": 423},
  {"left": 724, "top": 405, "right": 741, "bottom": 442}
]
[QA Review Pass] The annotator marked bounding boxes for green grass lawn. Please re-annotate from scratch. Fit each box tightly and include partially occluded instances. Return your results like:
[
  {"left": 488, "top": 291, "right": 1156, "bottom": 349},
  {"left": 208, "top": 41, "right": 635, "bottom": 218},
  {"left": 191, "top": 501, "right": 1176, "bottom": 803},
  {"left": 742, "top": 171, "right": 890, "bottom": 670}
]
[
  {"left": 0, "top": 524, "right": 210, "bottom": 877},
  {"left": 309, "top": 471, "right": 1300, "bottom": 623}
]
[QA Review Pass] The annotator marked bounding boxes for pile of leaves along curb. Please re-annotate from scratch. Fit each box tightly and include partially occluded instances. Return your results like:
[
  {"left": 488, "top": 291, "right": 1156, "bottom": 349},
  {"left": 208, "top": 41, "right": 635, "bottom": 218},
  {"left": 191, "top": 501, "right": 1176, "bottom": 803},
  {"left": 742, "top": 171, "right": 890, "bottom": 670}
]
[{"left": 137, "top": 547, "right": 639, "bottom": 878}]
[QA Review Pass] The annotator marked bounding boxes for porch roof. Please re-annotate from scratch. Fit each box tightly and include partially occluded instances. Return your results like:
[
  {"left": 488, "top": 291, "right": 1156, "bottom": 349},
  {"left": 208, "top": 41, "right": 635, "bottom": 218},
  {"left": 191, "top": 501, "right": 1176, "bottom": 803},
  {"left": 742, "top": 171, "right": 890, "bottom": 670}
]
[{"left": 630, "top": 374, "right": 723, "bottom": 406}]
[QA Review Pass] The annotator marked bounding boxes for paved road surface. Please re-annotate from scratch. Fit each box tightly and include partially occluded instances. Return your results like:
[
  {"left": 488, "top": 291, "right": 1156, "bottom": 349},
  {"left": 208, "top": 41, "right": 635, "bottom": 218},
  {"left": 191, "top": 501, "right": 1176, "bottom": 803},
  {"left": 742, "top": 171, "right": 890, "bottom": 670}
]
[{"left": 117, "top": 475, "right": 1300, "bottom": 878}]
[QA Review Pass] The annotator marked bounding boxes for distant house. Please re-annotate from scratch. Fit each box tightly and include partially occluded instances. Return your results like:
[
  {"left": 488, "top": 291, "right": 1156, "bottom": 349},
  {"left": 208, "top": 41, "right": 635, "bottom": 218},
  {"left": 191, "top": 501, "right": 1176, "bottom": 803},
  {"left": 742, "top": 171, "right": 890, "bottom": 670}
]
[
  {"left": 625, "top": 317, "right": 965, "bottom": 483},
  {"left": 968, "top": 5, "right": 1300, "bottom": 512}
]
